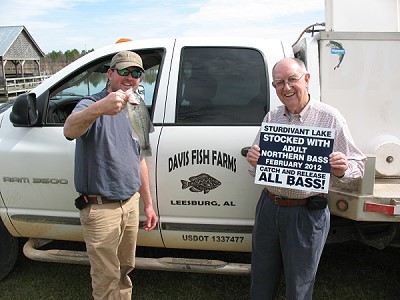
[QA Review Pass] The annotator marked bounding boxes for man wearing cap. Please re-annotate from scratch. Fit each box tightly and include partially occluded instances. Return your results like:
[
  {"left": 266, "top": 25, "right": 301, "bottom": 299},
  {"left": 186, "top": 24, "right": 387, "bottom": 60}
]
[{"left": 64, "top": 50, "right": 158, "bottom": 300}]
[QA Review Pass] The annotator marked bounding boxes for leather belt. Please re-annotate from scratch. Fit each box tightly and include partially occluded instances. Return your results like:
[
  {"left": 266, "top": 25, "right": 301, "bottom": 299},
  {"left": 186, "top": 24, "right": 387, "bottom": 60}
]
[
  {"left": 267, "top": 190, "right": 308, "bottom": 207},
  {"left": 87, "top": 195, "right": 129, "bottom": 205}
]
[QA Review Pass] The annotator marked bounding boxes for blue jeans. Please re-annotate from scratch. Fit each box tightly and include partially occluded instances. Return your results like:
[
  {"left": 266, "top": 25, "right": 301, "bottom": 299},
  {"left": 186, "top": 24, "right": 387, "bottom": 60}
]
[{"left": 251, "top": 189, "right": 330, "bottom": 300}]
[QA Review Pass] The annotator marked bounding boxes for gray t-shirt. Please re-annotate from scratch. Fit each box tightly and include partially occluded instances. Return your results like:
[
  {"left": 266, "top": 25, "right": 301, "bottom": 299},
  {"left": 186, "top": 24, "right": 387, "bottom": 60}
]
[{"left": 72, "top": 90, "right": 141, "bottom": 200}]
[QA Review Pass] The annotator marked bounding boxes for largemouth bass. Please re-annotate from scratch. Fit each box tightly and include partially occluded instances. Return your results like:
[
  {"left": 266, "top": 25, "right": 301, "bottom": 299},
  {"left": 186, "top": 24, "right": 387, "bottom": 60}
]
[{"left": 125, "top": 88, "right": 154, "bottom": 157}]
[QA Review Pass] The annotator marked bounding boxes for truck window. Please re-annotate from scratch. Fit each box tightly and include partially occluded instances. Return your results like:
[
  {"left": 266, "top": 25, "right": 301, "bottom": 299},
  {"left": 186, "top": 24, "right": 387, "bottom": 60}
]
[
  {"left": 46, "top": 49, "right": 163, "bottom": 125},
  {"left": 176, "top": 47, "right": 268, "bottom": 124}
]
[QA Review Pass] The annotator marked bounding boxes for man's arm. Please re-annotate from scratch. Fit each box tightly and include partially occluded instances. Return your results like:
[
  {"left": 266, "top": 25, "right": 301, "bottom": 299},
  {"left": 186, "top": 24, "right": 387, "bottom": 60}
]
[
  {"left": 63, "top": 102, "right": 102, "bottom": 139},
  {"left": 139, "top": 157, "right": 158, "bottom": 231},
  {"left": 329, "top": 119, "right": 366, "bottom": 189},
  {"left": 63, "top": 91, "right": 128, "bottom": 139}
]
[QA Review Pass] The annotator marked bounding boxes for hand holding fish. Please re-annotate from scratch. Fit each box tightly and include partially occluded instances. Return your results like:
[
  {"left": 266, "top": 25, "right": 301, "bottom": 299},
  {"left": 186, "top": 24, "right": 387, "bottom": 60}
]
[{"left": 98, "top": 90, "right": 128, "bottom": 115}]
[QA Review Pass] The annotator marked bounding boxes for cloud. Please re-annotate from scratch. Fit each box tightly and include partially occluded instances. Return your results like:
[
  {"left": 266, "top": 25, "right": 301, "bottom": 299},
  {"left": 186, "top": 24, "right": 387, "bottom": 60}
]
[
  {"left": 178, "top": 0, "right": 324, "bottom": 42},
  {"left": 185, "top": 0, "right": 324, "bottom": 24},
  {"left": 1, "top": 0, "right": 71, "bottom": 22},
  {"left": 0, "top": 0, "right": 324, "bottom": 52}
]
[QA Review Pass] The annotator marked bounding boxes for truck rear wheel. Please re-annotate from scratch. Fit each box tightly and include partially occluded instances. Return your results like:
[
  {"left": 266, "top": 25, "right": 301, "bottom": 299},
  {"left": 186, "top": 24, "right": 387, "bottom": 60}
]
[{"left": 0, "top": 220, "right": 19, "bottom": 281}]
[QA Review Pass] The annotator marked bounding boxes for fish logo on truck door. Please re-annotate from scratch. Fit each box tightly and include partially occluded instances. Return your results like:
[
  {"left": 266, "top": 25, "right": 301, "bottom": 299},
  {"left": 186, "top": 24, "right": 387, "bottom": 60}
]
[{"left": 181, "top": 173, "right": 221, "bottom": 194}]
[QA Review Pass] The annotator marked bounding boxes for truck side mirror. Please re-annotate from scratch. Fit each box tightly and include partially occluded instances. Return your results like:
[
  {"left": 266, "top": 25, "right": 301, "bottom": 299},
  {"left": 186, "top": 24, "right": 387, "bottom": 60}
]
[{"left": 9, "top": 93, "right": 39, "bottom": 126}]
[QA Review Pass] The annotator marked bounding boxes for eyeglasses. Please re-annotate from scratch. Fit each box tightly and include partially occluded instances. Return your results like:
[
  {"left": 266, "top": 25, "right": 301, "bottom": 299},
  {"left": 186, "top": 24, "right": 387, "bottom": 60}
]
[
  {"left": 272, "top": 73, "right": 306, "bottom": 89},
  {"left": 113, "top": 68, "right": 142, "bottom": 79}
]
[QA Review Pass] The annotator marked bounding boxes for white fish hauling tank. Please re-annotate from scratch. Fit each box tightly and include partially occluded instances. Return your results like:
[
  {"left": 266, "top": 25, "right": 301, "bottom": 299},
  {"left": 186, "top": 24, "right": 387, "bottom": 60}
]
[{"left": 125, "top": 88, "right": 154, "bottom": 156}]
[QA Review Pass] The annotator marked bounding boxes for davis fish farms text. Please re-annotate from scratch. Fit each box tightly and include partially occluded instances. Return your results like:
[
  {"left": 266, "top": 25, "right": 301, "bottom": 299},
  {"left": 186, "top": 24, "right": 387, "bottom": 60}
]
[{"left": 168, "top": 149, "right": 237, "bottom": 172}]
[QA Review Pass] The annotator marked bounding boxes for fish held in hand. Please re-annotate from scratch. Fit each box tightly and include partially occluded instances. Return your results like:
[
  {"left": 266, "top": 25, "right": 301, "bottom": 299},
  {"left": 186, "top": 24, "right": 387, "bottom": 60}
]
[{"left": 125, "top": 89, "right": 154, "bottom": 156}]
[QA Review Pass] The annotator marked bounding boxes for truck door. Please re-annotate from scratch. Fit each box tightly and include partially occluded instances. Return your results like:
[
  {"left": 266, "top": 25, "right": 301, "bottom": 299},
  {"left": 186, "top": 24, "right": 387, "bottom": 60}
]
[
  {"left": 157, "top": 42, "right": 271, "bottom": 252},
  {"left": 0, "top": 43, "right": 174, "bottom": 248}
]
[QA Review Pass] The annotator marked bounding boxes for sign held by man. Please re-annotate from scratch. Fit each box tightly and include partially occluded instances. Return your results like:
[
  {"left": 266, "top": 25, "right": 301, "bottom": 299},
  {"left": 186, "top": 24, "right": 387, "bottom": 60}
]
[{"left": 255, "top": 123, "right": 334, "bottom": 193}]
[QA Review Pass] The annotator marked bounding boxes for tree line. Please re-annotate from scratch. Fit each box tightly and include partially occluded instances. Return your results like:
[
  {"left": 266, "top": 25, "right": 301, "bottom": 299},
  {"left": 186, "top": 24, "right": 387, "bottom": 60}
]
[
  {"left": 41, "top": 48, "right": 95, "bottom": 74},
  {"left": 45, "top": 48, "right": 95, "bottom": 64}
]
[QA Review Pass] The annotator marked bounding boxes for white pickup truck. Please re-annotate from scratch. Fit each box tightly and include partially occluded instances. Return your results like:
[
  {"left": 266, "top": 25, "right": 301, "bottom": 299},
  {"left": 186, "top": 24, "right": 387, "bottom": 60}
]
[{"left": 1, "top": 1, "right": 400, "bottom": 280}]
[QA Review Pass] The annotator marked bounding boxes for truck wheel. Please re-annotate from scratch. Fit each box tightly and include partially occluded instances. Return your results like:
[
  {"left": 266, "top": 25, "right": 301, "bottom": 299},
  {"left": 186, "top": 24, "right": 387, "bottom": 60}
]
[{"left": 0, "top": 220, "right": 19, "bottom": 281}]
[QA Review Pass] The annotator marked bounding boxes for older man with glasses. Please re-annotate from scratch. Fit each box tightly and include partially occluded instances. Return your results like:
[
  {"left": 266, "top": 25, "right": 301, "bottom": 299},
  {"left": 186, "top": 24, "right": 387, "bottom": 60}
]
[
  {"left": 64, "top": 51, "right": 158, "bottom": 300},
  {"left": 246, "top": 58, "right": 366, "bottom": 300}
]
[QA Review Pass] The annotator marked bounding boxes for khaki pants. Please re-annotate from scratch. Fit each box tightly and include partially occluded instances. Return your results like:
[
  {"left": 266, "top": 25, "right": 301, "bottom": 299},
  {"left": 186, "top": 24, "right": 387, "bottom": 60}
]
[{"left": 80, "top": 193, "right": 140, "bottom": 300}]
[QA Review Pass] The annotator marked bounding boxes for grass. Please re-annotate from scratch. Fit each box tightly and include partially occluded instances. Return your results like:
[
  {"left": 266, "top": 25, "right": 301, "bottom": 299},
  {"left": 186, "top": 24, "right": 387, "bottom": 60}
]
[{"left": 1, "top": 242, "right": 400, "bottom": 299}]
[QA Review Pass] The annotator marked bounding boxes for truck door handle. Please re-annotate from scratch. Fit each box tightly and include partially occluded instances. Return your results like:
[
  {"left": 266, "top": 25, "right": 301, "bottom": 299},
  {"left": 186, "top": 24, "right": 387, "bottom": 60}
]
[{"left": 241, "top": 146, "right": 251, "bottom": 157}]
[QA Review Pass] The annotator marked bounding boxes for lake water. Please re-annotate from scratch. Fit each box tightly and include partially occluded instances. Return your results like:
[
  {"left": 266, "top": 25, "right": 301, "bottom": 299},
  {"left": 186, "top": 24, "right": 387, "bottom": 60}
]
[{"left": 0, "top": 78, "right": 154, "bottom": 106}]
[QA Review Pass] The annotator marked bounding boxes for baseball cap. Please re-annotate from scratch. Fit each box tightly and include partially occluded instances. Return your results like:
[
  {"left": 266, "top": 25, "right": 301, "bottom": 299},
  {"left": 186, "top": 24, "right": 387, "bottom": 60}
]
[{"left": 110, "top": 51, "right": 145, "bottom": 72}]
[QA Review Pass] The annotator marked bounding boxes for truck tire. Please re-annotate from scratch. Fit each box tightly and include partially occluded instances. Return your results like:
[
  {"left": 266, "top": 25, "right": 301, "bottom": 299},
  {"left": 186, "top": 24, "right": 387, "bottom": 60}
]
[{"left": 0, "top": 219, "right": 19, "bottom": 281}]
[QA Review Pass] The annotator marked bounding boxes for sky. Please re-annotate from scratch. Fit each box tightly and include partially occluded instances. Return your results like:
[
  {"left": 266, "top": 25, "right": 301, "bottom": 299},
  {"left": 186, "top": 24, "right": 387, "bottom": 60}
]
[{"left": 1, "top": 0, "right": 325, "bottom": 53}]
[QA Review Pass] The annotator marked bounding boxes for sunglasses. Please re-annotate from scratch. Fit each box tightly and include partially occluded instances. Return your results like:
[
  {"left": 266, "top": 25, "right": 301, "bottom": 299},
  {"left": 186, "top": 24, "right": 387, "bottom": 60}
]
[{"left": 113, "top": 68, "right": 142, "bottom": 79}]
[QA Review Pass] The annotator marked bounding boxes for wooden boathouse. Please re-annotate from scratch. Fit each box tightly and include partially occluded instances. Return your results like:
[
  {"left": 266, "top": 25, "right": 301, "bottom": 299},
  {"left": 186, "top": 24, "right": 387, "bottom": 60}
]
[{"left": 0, "top": 25, "right": 49, "bottom": 97}]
